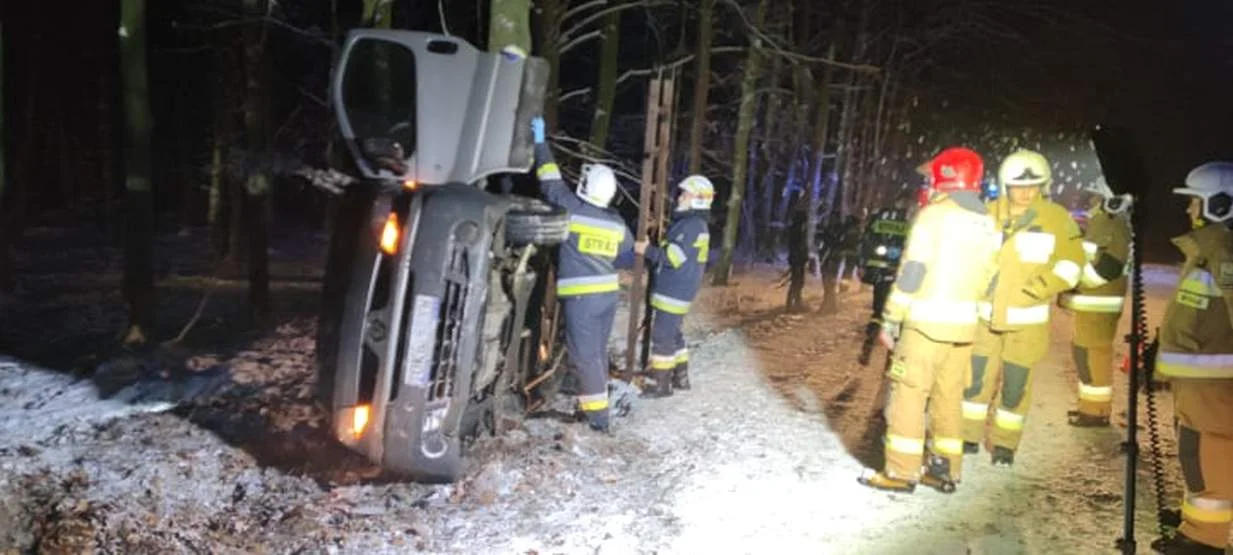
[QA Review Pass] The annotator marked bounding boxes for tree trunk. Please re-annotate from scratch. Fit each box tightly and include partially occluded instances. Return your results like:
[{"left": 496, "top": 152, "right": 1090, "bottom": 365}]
[
  {"left": 806, "top": 43, "right": 837, "bottom": 255},
  {"left": 94, "top": 68, "right": 118, "bottom": 237},
  {"left": 533, "top": 0, "right": 563, "bottom": 129},
  {"left": 0, "top": 19, "right": 11, "bottom": 294},
  {"left": 243, "top": 0, "right": 272, "bottom": 326},
  {"left": 119, "top": 0, "right": 156, "bottom": 346},
  {"left": 489, "top": 0, "right": 532, "bottom": 53},
  {"left": 712, "top": 0, "right": 769, "bottom": 286},
  {"left": 755, "top": 53, "right": 783, "bottom": 258},
  {"left": 686, "top": 0, "right": 715, "bottom": 174},
  {"left": 587, "top": 11, "right": 620, "bottom": 154}
]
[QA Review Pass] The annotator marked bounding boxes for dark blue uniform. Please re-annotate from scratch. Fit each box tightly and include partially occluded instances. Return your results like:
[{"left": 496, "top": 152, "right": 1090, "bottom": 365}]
[
  {"left": 533, "top": 144, "right": 635, "bottom": 418},
  {"left": 643, "top": 210, "right": 710, "bottom": 391}
]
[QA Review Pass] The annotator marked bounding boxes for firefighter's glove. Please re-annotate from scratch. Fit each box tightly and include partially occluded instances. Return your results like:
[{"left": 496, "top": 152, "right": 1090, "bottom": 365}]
[{"left": 531, "top": 116, "right": 547, "bottom": 144}]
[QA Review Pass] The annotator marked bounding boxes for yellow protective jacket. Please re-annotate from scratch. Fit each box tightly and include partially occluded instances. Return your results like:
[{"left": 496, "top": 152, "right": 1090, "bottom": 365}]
[
  {"left": 883, "top": 191, "right": 1001, "bottom": 343},
  {"left": 1059, "top": 210, "right": 1132, "bottom": 313},
  {"left": 1156, "top": 223, "right": 1233, "bottom": 380},
  {"left": 981, "top": 197, "right": 1086, "bottom": 331}
]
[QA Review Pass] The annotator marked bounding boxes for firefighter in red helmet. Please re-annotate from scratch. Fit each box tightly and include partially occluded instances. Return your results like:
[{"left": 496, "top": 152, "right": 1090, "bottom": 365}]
[{"left": 858, "top": 147, "right": 1001, "bottom": 493}]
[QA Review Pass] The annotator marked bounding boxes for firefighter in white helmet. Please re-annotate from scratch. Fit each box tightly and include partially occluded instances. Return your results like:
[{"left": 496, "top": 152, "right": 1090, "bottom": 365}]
[
  {"left": 1059, "top": 177, "right": 1133, "bottom": 427},
  {"left": 1150, "top": 162, "right": 1233, "bottom": 555},
  {"left": 961, "top": 149, "right": 1086, "bottom": 466},
  {"left": 530, "top": 116, "right": 638, "bottom": 433},
  {"left": 639, "top": 175, "right": 713, "bottom": 397}
]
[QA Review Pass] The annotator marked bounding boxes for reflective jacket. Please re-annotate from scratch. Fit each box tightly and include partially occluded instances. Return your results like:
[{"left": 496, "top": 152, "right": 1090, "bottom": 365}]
[
  {"left": 859, "top": 207, "right": 910, "bottom": 285},
  {"left": 981, "top": 197, "right": 1085, "bottom": 331},
  {"left": 1059, "top": 210, "right": 1132, "bottom": 313},
  {"left": 534, "top": 144, "right": 635, "bottom": 296},
  {"left": 644, "top": 210, "right": 710, "bottom": 315},
  {"left": 1156, "top": 223, "right": 1233, "bottom": 380},
  {"left": 883, "top": 191, "right": 1000, "bottom": 343}
]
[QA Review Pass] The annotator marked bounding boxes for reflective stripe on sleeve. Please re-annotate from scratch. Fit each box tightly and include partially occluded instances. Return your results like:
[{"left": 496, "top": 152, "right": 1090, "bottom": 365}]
[
  {"left": 1053, "top": 260, "right": 1082, "bottom": 288},
  {"left": 537, "top": 163, "right": 562, "bottom": 181}
]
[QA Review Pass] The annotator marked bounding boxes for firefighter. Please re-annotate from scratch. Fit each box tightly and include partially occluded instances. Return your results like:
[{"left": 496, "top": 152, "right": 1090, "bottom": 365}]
[
  {"left": 1149, "top": 162, "right": 1233, "bottom": 555},
  {"left": 1059, "top": 177, "right": 1133, "bottom": 427},
  {"left": 858, "top": 147, "right": 1001, "bottom": 493},
  {"left": 530, "top": 116, "right": 638, "bottom": 433},
  {"left": 857, "top": 191, "right": 913, "bottom": 365},
  {"left": 961, "top": 149, "right": 1086, "bottom": 466},
  {"left": 638, "top": 175, "right": 714, "bottom": 397}
]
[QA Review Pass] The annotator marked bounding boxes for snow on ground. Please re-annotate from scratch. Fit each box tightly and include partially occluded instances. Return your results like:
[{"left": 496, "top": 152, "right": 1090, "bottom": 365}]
[{"left": 0, "top": 259, "right": 1185, "bottom": 554}]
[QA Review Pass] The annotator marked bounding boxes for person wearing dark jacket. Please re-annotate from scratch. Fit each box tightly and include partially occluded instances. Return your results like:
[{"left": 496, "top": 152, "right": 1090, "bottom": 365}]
[
  {"left": 530, "top": 116, "right": 637, "bottom": 432},
  {"left": 639, "top": 175, "right": 714, "bottom": 397}
]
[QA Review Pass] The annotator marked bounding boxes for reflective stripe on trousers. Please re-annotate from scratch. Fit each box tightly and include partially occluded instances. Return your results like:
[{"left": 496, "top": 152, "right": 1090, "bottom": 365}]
[
  {"left": 650, "top": 293, "right": 691, "bottom": 315},
  {"left": 1060, "top": 294, "right": 1124, "bottom": 313},
  {"left": 558, "top": 274, "right": 620, "bottom": 296}
]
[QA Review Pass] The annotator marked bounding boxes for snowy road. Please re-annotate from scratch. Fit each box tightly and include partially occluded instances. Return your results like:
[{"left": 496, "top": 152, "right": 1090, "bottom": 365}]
[{"left": 0, "top": 266, "right": 1183, "bottom": 554}]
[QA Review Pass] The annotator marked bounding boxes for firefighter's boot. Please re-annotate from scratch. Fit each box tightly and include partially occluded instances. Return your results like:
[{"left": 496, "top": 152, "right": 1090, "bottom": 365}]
[
  {"left": 584, "top": 408, "right": 611, "bottom": 433},
  {"left": 857, "top": 472, "right": 916, "bottom": 493},
  {"left": 1149, "top": 533, "right": 1224, "bottom": 554},
  {"left": 858, "top": 321, "right": 880, "bottom": 366},
  {"left": 963, "top": 441, "right": 980, "bottom": 454},
  {"left": 919, "top": 455, "right": 957, "bottom": 494},
  {"left": 991, "top": 446, "right": 1015, "bottom": 467},
  {"left": 1067, "top": 410, "right": 1110, "bottom": 428},
  {"left": 641, "top": 372, "right": 673, "bottom": 399},
  {"left": 672, "top": 362, "right": 691, "bottom": 391}
]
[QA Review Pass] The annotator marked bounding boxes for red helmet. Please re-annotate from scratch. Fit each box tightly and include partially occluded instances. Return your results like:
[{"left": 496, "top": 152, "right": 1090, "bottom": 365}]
[{"left": 927, "top": 147, "right": 984, "bottom": 193}]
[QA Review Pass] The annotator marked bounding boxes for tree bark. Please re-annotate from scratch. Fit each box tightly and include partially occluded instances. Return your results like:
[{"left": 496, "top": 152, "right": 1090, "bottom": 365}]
[
  {"left": 686, "top": 0, "right": 715, "bottom": 175},
  {"left": 712, "top": 0, "right": 769, "bottom": 286},
  {"left": 0, "top": 19, "right": 11, "bottom": 293},
  {"left": 120, "top": 0, "right": 156, "bottom": 346},
  {"left": 805, "top": 43, "right": 837, "bottom": 255},
  {"left": 242, "top": 0, "right": 272, "bottom": 326},
  {"left": 588, "top": 11, "right": 620, "bottom": 154},
  {"left": 533, "top": 0, "right": 563, "bottom": 129}
]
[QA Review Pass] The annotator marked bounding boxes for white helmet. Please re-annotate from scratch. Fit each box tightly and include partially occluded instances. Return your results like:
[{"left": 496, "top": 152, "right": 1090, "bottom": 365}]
[
  {"left": 998, "top": 149, "right": 1052, "bottom": 192},
  {"left": 1087, "top": 176, "right": 1133, "bottom": 215},
  {"left": 1175, "top": 161, "right": 1233, "bottom": 222},
  {"left": 577, "top": 163, "right": 618, "bottom": 208},
  {"left": 676, "top": 175, "right": 715, "bottom": 211}
]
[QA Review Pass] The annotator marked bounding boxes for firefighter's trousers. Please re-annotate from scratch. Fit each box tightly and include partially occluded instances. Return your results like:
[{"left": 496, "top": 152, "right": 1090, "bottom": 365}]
[
  {"left": 883, "top": 327, "right": 969, "bottom": 481},
  {"left": 649, "top": 308, "right": 687, "bottom": 376},
  {"left": 1071, "top": 310, "right": 1121, "bottom": 418},
  {"left": 962, "top": 323, "right": 1050, "bottom": 451},
  {"left": 870, "top": 281, "right": 893, "bottom": 322},
  {"left": 1172, "top": 380, "right": 1233, "bottom": 550},
  {"left": 561, "top": 292, "right": 618, "bottom": 414}
]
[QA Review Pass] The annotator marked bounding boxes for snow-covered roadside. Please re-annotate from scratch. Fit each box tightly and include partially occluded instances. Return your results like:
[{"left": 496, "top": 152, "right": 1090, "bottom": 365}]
[{"left": 0, "top": 266, "right": 1185, "bottom": 554}]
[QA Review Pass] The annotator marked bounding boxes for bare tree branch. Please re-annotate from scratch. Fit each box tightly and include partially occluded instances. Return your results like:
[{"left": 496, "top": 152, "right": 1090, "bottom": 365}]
[
  {"left": 558, "top": 29, "right": 603, "bottom": 55},
  {"left": 558, "top": 87, "right": 593, "bottom": 102}
]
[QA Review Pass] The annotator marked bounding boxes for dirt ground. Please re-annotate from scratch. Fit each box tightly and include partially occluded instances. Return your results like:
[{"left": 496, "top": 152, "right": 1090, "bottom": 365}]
[{"left": 0, "top": 226, "right": 1188, "bottom": 554}]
